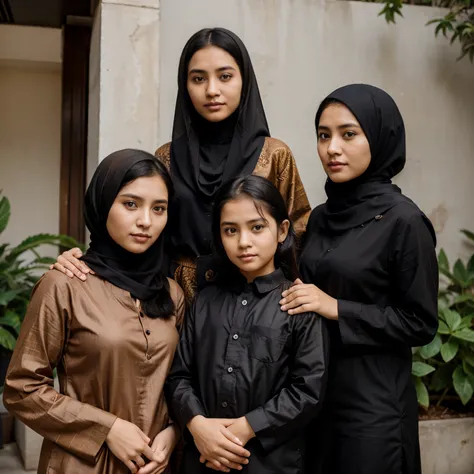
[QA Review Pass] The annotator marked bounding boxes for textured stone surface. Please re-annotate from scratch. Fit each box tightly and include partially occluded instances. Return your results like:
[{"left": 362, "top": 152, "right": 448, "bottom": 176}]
[{"left": 420, "top": 418, "right": 474, "bottom": 474}]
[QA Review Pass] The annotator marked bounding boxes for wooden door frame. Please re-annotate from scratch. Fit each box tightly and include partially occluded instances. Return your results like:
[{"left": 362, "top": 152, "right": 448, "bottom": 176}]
[{"left": 60, "top": 23, "right": 91, "bottom": 244}]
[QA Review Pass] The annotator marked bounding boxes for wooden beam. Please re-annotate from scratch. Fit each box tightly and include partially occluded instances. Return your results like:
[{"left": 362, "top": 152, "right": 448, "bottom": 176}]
[{"left": 60, "top": 24, "right": 91, "bottom": 244}]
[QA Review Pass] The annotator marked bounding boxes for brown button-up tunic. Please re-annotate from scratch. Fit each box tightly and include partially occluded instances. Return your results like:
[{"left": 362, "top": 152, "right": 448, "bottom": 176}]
[
  {"left": 3, "top": 270, "right": 184, "bottom": 474},
  {"left": 155, "top": 137, "right": 311, "bottom": 303}
]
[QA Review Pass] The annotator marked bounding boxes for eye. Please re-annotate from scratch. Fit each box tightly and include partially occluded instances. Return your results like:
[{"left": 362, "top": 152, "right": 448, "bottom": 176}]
[
  {"left": 154, "top": 206, "right": 166, "bottom": 213},
  {"left": 252, "top": 224, "right": 265, "bottom": 232},
  {"left": 191, "top": 76, "right": 205, "bottom": 83},
  {"left": 220, "top": 73, "right": 232, "bottom": 81},
  {"left": 124, "top": 201, "right": 137, "bottom": 209},
  {"left": 223, "top": 227, "right": 237, "bottom": 235},
  {"left": 344, "top": 131, "right": 356, "bottom": 138},
  {"left": 318, "top": 132, "right": 330, "bottom": 140}
]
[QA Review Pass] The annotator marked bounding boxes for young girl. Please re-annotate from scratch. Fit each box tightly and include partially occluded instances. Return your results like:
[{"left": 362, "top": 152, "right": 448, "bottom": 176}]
[
  {"left": 51, "top": 27, "right": 311, "bottom": 304},
  {"left": 280, "top": 84, "right": 439, "bottom": 474},
  {"left": 165, "top": 175, "right": 328, "bottom": 474},
  {"left": 3, "top": 150, "right": 184, "bottom": 474}
]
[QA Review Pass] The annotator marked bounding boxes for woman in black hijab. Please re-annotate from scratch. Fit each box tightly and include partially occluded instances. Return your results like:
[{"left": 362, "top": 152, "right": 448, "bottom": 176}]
[
  {"left": 4, "top": 149, "right": 185, "bottom": 474},
  {"left": 53, "top": 28, "right": 310, "bottom": 304},
  {"left": 154, "top": 27, "right": 311, "bottom": 302},
  {"left": 280, "top": 84, "right": 438, "bottom": 474}
]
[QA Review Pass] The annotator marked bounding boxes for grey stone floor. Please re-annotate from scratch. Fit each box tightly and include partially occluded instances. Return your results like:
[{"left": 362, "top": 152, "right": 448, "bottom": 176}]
[{"left": 0, "top": 443, "right": 33, "bottom": 473}]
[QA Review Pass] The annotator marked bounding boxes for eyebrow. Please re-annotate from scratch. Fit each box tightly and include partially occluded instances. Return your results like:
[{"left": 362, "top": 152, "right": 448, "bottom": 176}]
[
  {"left": 318, "top": 123, "right": 360, "bottom": 130},
  {"left": 221, "top": 218, "right": 266, "bottom": 226},
  {"left": 119, "top": 193, "right": 168, "bottom": 204},
  {"left": 189, "top": 66, "right": 237, "bottom": 74}
]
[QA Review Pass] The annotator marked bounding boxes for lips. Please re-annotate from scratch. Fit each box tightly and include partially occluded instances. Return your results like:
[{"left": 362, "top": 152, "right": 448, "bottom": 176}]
[
  {"left": 131, "top": 233, "right": 151, "bottom": 243},
  {"left": 238, "top": 254, "right": 257, "bottom": 262},
  {"left": 204, "top": 102, "right": 224, "bottom": 108},
  {"left": 328, "top": 161, "right": 346, "bottom": 167}
]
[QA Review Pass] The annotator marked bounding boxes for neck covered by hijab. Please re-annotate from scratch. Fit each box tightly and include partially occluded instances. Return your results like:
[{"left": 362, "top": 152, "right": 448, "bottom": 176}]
[
  {"left": 168, "top": 27, "right": 270, "bottom": 258},
  {"left": 315, "top": 83, "right": 422, "bottom": 235},
  {"left": 82, "top": 149, "right": 167, "bottom": 301}
]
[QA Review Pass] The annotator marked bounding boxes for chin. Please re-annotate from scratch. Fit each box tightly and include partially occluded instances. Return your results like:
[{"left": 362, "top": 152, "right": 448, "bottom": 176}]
[{"left": 327, "top": 172, "right": 352, "bottom": 184}]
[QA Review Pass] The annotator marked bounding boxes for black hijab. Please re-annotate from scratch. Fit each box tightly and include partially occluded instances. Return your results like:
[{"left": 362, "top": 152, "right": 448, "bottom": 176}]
[
  {"left": 315, "top": 84, "right": 434, "bottom": 241},
  {"left": 82, "top": 149, "right": 169, "bottom": 301},
  {"left": 168, "top": 27, "right": 270, "bottom": 258}
]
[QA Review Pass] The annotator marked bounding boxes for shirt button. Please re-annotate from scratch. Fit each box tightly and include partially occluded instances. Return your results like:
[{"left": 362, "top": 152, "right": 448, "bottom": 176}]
[
  {"left": 145, "top": 330, "right": 151, "bottom": 335},
  {"left": 205, "top": 269, "right": 215, "bottom": 282},
  {"left": 232, "top": 334, "right": 239, "bottom": 340},
  {"left": 222, "top": 401, "right": 228, "bottom": 408},
  {"left": 227, "top": 367, "right": 233, "bottom": 373},
  {"left": 242, "top": 300, "right": 248, "bottom": 306}
]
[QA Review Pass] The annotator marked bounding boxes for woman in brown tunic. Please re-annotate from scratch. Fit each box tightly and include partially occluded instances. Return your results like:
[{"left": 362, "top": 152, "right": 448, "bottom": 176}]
[
  {"left": 51, "top": 28, "right": 310, "bottom": 304},
  {"left": 3, "top": 150, "right": 184, "bottom": 474}
]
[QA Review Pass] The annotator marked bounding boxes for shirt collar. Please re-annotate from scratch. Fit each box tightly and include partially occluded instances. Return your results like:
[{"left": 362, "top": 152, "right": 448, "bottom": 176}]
[{"left": 230, "top": 268, "right": 287, "bottom": 295}]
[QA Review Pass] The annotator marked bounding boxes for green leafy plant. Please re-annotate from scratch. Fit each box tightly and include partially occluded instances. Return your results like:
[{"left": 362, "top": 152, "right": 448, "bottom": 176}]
[
  {"left": 0, "top": 192, "right": 83, "bottom": 355},
  {"left": 412, "top": 229, "right": 474, "bottom": 410},
  {"left": 361, "top": 0, "right": 474, "bottom": 62}
]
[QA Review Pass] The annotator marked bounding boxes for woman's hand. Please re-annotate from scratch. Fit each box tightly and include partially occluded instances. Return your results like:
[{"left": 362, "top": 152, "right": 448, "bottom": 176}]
[
  {"left": 49, "top": 247, "right": 93, "bottom": 280},
  {"left": 105, "top": 418, "right": 163, "bottom": 473},
  {"left": 200, "top": 417, "right": 255, "bottom": 471},
  {"left": 280, "top": 279, "right": 338, "bottom": 320},
  {"left": 188, "top": 416, "right": 250, "bottom": 473},
  {"left": 137, "top": 425, "right": 179, "bottom": 474}
]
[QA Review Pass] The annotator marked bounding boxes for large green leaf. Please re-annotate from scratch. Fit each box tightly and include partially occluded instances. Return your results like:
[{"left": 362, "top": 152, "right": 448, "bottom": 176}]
[
  {"left": 456, "top": 315, "right": 474, "bottom": 331},
  {"left": 452, "top": 328, "right": 474, "bottom": 343},
  {"left": 0, "top": 327, "right": 16, "bottom": 351},
  {"left": 0, "top": 311, "right": 21, "bottom": 334},
  {"left": 467, "top": 254, "right": 474, "bottom": 274},
  {"left": 414, "top": 377, "right": 430, "bottom": 408},
  {"left": 441, "top": 339, "right": 459, "bottom": 362},
  {"left": 0, "top": 195, "right": 11, "bottom": 234},
  {"left": 0, "top": 289, "right": 22, "bottom": 306},
  {"left": 431, "top": 365, "right": 453, "bottom": 392},
  {"left": 419, "top": 334, "right": 442, "bottom": 359},
  {"left": 464, "top": 352, "right": 474, "bottom": 367},
  {"left": 453, "top": 366, "right": 474, "bottom": 405},
  {"left": 438, "top": 249, "right": 449, "bottom": 273},
  {"left": 5, "top": 234, "right": 64, "bottom": 260},
  {"left": 461, "top": 229, "right": 474, "bottom": 243},
  {"left": 438, "top": 320, "right": 451, "bottom": 335},
  {"left": 453, "top": 294, "right": 474, "bottom": 306},
  {"left": 453, "top": 259, "right": 469, "bottom": 286},
  {"left": 442, "top": 309, "right": 462, "bottom": 331},
  {"left": 412, "top": 361, "right": 436, "bottom": 377}
]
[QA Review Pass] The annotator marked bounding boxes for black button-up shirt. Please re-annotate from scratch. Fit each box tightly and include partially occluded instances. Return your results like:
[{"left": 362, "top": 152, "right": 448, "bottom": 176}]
[{"left": 166, "top": 268, "right": 329, "bottom": 473}]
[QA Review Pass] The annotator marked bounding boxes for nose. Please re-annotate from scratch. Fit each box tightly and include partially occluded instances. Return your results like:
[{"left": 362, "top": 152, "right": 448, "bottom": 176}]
[
  {"left": 206, "top": 77, "right": 220, "bottom": 98},
  {"left": 327, "top": 136, "right": 342, "bottom": 156},
  {"left": 238, "top": 230, "right": 252, "bottom": 249},
  {"left": 136, "top": 209, "right": 152, "bottom": 229}
]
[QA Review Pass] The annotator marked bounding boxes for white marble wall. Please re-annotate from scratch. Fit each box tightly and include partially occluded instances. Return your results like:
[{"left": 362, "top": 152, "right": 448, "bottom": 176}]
[{"left": 88, "top": 0, "right": 160, "bottom": 184}]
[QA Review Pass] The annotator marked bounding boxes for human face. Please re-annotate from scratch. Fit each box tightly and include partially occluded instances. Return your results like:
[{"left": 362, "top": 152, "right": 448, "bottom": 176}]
[
  {"left": 187, "top": 45, "right": 243, "bottom": 122},
  {"left": 220, "top": 195, "right": 289, "bottom": 282},
  {"left": 106, "top": 175, "right": 168, "bottom": 254},
  {"left": 317, "top": 103, "right": 371, "bottom": 183}
]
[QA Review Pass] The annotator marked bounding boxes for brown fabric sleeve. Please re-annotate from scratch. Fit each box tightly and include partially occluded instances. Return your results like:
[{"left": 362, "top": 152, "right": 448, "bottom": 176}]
[
  {"left": 3, "top": 274, "right": 117, "bottom": 464},
  {"left": 274, "top": 146, "right": 311, "bottom": 239},
  {"left": 168, "top": 278, "right": 186, "bottom": 333},
  {"left": 155, "top": 143, "right": 171, "bottom": 172}
]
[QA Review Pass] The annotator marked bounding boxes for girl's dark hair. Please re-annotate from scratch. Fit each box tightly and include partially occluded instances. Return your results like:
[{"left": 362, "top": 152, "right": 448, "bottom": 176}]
[
  {"left": 212, "top": 175, "right": 299, "bottom": 282},
  {"left": 120, "top": 157, "right": 175, "bottom": 319}
]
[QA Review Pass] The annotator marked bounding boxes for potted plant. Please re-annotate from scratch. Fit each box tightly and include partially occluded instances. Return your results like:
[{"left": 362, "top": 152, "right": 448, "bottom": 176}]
[
  {"left": 0, "top": 191, "right": 82, "bottom": 448},
  {"left": 412, "top": 229, "right": 474, "bottom": 474}
]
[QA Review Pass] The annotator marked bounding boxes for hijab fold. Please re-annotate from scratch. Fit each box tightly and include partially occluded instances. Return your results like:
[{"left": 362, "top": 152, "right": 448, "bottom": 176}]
[
  {"left": 82, "top": 149, "right": 167, "bottom": 301},
  {"left": 314, "top": 84, "right": 435, "bottom": 243},
  {"left": 168, "top": 28, "right": 270, "bottom": 258}
]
